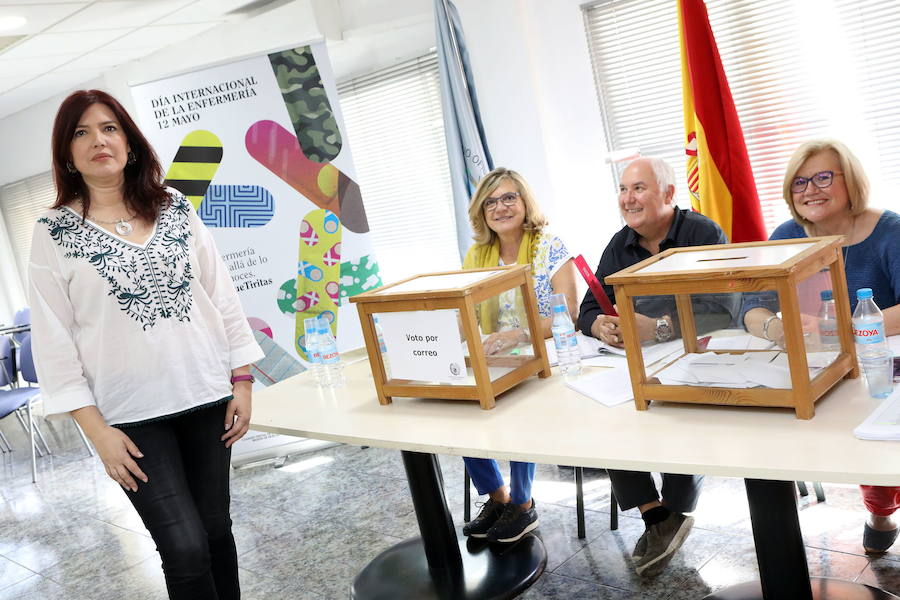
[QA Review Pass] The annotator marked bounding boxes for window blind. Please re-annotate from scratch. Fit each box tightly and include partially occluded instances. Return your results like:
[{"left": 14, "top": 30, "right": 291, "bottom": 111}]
[
  {"left": 1, "top": 171, "right": 55, "bottom": 283},
  {"left": 337, "top": 52, "right": 460, "bottom": 285},
  {"left": 583, "top": 0, "right": 900, "bottom": 235}
]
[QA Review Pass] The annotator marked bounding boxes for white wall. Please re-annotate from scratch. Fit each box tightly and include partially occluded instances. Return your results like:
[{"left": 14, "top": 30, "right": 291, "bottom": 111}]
[{"left": 455, "top": 0, "right": 619, "bottom": 269}]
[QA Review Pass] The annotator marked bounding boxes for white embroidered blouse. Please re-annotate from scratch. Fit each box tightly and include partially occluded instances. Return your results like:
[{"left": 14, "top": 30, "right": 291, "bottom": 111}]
[{"left": 28, "top": 190, "right": 263, "bottom": 426}]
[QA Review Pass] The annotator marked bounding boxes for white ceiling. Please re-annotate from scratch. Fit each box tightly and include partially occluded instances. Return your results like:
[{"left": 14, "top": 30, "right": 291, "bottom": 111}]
[{"left": 0, "top": 0, "right": 269, "bottom": 119}]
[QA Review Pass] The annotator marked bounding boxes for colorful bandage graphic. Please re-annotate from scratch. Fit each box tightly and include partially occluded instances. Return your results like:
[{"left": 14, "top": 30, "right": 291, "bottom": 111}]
[
  {"left": 277, "top": 278, "right": 299, "bottom": 314},
  {"left": 245, "top": 120, "right": 369, "bottom": 234},
  {"left": 267, "top": 46, "right": 342, "bottom": 163},
  {"left": 293, "top": 209, "right": 342, "bottom": 359},
  {"left": 198, "top": 185, "right": 274, "bottom": 228},
  {"left": 164, "top": 130, "right": 223, "bottom": 210},
  {"left": 339, "top": 255, "right": 382, "bottom": 304}
]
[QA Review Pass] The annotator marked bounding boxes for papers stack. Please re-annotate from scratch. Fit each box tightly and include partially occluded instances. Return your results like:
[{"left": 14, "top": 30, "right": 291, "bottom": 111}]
[
  {"left": 854, "top": 388, "right": 900, "bottom": 441},
  {"left": 544, "top": 333, "right": 686, "bottom": 369},
  {"left": 544, "top": 332, "right": 625, "bottom": 367},
  {"left": 651, "top": 351, "right": 837, "bottom": 389}
]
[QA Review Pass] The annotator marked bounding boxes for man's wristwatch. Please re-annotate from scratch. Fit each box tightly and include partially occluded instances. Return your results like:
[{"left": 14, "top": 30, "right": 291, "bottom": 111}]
[
  {"left": 655, "top": 317, "right": 673, "bottom": 343},
  {"left": 230, "top": 374, "right": 255, "bottom": 385}
]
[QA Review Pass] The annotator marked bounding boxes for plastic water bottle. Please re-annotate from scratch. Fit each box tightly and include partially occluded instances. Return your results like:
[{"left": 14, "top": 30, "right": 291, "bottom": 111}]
[
  {"left": 374, "top": 316, "right": 390, "bottom": 377},
  {"left": 550, "top": 293, "right": 581, "bottom": 379},
  {"left": 817, "top": 290, "right": 839, "bottom": 351},
  {"left": 317, "top": 317, "right": 344, "bottom": 387},
  {"left": 852, "top": 288, "right": 888, "bottom": 359},
  {"left": 304, "top": 317, "right": 325, "bottom": 386}
]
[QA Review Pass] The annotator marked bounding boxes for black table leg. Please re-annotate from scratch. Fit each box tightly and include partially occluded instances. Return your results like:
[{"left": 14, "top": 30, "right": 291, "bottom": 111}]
[
  {"left": 351, "top": 450, "right": 547, "bottom": 599},
  {"left": 704, "top": 479, "right": 897, "bottom": 600}
]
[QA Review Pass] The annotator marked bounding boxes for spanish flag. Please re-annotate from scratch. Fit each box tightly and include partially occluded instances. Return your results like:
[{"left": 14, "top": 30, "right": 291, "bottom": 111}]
[{"left": 678, "top": 0, "right": 765, "bottom": 242}]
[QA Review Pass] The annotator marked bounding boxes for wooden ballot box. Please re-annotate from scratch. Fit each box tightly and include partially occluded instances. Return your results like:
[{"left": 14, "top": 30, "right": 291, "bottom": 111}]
[
  {"left": 349, "top": 265, "right": 551, "bottom": 410},
  {"left": 604, "top": 237, "right": 859, "bottom": 419}
]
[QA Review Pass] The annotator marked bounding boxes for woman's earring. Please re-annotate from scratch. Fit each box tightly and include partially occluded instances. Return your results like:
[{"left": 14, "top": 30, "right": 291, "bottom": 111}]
[
  {"left": 65, "top": 161, "right": 78, "bottom": 175},
  {"left": 126, "top": 151, "right": 137, "bottom": 165}
]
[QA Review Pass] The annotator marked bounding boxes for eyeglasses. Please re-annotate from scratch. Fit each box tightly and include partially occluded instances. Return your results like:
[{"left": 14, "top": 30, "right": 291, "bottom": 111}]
[
  {"left": 483, "top": 192, "right": 520, "bottom": 211},
  {"left": 790, "top": 170, "right": 843, "bottom": 194}
]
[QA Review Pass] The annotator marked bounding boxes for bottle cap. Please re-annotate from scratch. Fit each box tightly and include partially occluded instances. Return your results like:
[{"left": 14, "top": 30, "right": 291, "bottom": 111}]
[
  {"left": 550, "top": 293, "right": 568, "bottom": 313},
  {"left": 856, "top": 288, "right": 873, "bottom": 300},
  {"left": 820, "top": 290, "right": 833, "bottom": 301}
]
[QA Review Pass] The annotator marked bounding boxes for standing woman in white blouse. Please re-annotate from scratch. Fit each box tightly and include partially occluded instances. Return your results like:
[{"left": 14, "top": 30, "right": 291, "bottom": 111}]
[{"left": 29, "top": 89, "right": 263, "bottom": 600}]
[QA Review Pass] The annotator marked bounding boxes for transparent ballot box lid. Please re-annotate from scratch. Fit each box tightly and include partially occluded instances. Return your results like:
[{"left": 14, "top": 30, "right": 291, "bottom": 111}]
[
  {"left": 351, "top": 265, "right": 551, "bottom": 409},
  {"left": 604, "top": 238, "right": 857, "bottom": 418}
]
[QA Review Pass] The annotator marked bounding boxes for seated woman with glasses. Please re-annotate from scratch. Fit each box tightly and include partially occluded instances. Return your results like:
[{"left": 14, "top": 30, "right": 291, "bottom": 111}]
[
  {"left": 741, "top": 139, "right": 900, "bottom": 553},
  {"left": 460, "top": 167, "right": 577, "bottom": 543}
]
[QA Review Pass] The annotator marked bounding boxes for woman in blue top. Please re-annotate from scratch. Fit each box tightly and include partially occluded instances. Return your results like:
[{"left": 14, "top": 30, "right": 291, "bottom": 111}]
[{"left": 742, "top": 139, "right": 900, "bottom": 553}]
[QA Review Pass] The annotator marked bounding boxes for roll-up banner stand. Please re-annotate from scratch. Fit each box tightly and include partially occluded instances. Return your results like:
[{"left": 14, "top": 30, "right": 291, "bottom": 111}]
[{"left": 131, "top": 42, "right": 382, "bottom": 466}]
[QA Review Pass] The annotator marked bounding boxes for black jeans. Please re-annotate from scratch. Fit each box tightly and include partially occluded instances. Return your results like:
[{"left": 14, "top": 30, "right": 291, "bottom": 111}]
[
  {"left": 607, "top": 469, "right": 704, "bottom": 514},
  {"left": 120, "top": 401, "right": 238, "bottom": 600}
]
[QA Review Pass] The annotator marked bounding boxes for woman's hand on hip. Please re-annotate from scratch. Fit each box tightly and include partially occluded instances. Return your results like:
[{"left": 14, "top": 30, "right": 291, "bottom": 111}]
[
  {"left": 222, "top": 383, "right": 252, "bottom": 448},
  {"left": 95, "top": 426, "right": 147, "bottom": 492}
]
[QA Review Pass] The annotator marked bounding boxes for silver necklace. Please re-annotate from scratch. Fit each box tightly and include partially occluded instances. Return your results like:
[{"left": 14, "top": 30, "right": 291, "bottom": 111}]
[
  {"left": 842, "top": 215, "right": 856, "bottom": 265},
  {"left": 79, "top": 203, "right": 136, "bottom": 236},
  {"left": 91, "top": 214, "right": 136, "bottom": 236}
]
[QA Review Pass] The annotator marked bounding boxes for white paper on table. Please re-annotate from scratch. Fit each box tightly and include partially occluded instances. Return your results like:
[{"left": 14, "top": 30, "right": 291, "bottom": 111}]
[
  {"left": 633, "top": 338, "right": 686, "bottom": 369},
  {"left": 378, "top": 309, "right": 466, "bottom": 383},
  {"left": 735, "top": 360, "right": 792, "bottom": 388},
  {"left": 544, "top": 332, "right": 614, "bottom": 366},
  {"left": 654, "top": 358, "right": 702, "bottom": 384},
  {"left": 706, "top": 334, "right": 776, "bottom": 351},
  {"left": 854, "top": 388, "right": 900, "bottom": 440},
  {"left": 565, "top": 367, "right": 634, "bottom": 407},
  {"left": 806, "top": 351, "right": 840, "bottom": 368},
  {"left": 582, "top": 354, "right": 628, "bottom": 367}
]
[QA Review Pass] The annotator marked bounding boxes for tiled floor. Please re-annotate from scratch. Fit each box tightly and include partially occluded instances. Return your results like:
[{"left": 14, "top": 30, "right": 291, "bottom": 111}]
[{"left": 1, "top": 416, "right": 899, "bottom": 599}]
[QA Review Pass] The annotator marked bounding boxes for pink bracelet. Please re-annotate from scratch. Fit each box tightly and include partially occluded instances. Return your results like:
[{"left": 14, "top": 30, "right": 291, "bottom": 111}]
[{"left": 230, "top": 374, "right": 255, "bottom": 384}]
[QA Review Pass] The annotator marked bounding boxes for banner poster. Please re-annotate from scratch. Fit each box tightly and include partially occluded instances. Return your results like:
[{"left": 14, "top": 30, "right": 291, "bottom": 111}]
[{"left": 131, "top": 43, "right": 381, "bottom": 461}]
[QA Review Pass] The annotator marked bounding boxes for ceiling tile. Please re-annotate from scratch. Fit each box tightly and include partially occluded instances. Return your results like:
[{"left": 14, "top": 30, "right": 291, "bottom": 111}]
[
  {"left": 47, "top": 0, "right": 195, "bottom": 32},
  {"left": 155, "top": 0, "right": 257, "bottom": 25},
  {"left": 0, "top": 67, "right": 99, "bottom": 119},
  {"left": 0, "top": 53, "right": 75, "bottom": 76},
  {"left": 100, "top": 21, "right": 218, "bottom": 52},
  {"left": 62, "top": 45, "right": 146, "bottom": 70},
  {"left": 0, "top": 72, "right": 30, "bottom": 95},
  {"left": 0, "top": 2, "right": 89, "bottom": 36},
  {"left": 0, "top": 28, "right": 132, "bottom": 59},
  {"left": 0, "top": 1, "right": 86, "bottom": 5}
]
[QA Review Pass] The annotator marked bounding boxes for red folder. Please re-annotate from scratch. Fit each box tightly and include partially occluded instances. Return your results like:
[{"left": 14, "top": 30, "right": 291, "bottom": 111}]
[{"left": 574, "top": 254, "right": 617, "bottom": 317}]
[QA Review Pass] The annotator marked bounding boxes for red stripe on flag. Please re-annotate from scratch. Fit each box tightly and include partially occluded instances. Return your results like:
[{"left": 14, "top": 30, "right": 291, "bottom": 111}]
[{"left": 681, "top": 0, "right": 766, "bottom": 242}]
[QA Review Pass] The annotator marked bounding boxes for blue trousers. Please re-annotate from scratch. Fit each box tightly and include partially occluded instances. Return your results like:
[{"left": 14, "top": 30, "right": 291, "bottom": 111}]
[
  {"left": 463, "top": 457, "right": 535, "bottom": 505},
  {"left": 119, "top": 401, "right": 238, "bottom": 600}
]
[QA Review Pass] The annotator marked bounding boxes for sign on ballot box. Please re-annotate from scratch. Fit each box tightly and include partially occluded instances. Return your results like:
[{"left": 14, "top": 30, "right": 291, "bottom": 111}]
[
  {"left": 604, "top": 237, "right": 859, "bottom": 419},
  {"left": 377, "top": 309, "right": 466, "bottom": 384},
  {"left": 350, "top": 266, "right": 551, "bottom": 409}
]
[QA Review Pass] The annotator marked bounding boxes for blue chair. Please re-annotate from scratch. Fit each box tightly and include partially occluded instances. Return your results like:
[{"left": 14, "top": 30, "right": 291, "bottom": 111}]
[
  {"left": 19, "top": 334, "right": 93, "bottom": 459},
  {"left": 0, "top": 334, "right": 47, "bottom": 482},
  {"left": 12, "top": 307, "right": 30, "bottom": 344}
]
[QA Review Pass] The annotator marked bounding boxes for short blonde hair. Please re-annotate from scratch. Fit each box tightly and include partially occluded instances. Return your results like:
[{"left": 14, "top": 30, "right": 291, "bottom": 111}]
[
  {"left": 782, "top": 139, "right": 869, "bottom": 225},
  {"left": 468, "top": 167, "right": 548, "bottom": 245}
]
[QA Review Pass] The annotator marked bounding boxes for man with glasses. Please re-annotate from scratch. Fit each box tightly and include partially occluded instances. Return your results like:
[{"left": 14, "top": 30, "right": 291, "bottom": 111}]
[{"left": 577, "top": 156, "right": 737, "bottom": 577}]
